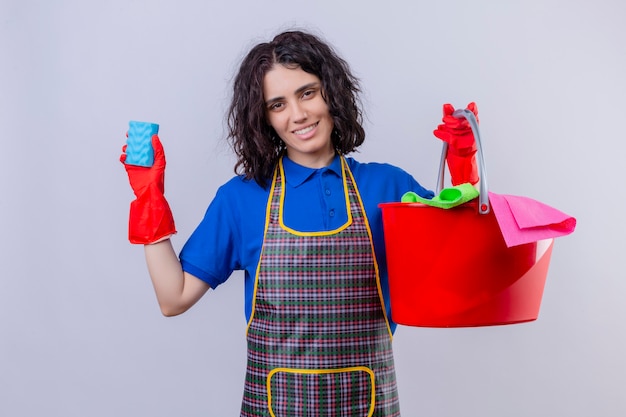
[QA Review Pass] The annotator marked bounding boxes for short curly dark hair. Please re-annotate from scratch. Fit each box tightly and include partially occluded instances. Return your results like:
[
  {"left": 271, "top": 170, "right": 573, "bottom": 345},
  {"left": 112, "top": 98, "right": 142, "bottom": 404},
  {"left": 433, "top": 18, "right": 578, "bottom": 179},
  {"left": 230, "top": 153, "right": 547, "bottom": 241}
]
[{"left": 226, "top": 30, "right": 365, "bottom": 187}]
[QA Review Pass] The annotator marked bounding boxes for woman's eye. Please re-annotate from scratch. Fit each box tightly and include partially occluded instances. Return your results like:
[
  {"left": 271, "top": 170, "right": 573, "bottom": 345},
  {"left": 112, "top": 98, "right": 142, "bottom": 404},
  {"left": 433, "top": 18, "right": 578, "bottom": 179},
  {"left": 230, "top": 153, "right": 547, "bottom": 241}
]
[
  {"left": 302, "top": 89, "right": 315, "bottom": 99},
  {"left": 269, "top": 102, "right": 284, "bottom": 111}
]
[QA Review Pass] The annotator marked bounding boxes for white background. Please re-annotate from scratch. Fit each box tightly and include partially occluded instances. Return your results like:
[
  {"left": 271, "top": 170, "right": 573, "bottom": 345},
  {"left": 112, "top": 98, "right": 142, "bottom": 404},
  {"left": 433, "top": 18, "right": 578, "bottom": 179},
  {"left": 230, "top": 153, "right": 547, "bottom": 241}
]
[{"left": 1, "top": 0, "right": 624, "bottom": 416}]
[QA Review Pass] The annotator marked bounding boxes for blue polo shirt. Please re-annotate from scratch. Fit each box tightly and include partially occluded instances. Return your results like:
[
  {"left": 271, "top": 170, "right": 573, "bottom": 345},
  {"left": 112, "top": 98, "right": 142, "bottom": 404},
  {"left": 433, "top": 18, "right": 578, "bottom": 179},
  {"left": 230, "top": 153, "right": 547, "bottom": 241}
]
[{"left": 179, "top": 155, "right": 433, "bottom": 332}]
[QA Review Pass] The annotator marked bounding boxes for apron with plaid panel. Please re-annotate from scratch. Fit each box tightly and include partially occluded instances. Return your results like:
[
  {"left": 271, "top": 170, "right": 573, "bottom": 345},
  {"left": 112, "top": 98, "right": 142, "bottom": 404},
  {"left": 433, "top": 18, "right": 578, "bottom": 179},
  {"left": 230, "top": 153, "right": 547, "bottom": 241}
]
[{"left": 241, "top": 157, "right": 400, "bottom": 417}]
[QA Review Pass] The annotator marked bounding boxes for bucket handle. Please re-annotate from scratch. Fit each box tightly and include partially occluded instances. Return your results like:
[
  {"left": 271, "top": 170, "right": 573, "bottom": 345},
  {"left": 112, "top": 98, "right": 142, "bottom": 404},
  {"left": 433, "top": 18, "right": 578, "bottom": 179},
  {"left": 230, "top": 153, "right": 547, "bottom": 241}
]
[{"left": 435, "top": 108, "right": 490, "bottom": 214}]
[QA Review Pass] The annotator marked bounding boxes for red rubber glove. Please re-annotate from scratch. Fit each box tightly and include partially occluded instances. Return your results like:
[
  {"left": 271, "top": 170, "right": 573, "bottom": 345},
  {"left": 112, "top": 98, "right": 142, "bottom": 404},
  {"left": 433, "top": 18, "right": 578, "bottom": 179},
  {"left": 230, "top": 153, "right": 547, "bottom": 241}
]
[
  {"left": 120, "top": 134, "right": 176, "bottom": 244},
  {"left": 433, "top": 102, "right": 479, "bottom": 186}
]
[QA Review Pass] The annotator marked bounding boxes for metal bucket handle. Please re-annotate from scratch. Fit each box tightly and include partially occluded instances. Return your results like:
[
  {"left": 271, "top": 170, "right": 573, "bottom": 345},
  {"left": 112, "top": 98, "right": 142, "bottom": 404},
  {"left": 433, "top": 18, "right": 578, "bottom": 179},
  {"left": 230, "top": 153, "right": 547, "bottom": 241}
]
[{"left": 435, "top": 108, "right": 490, "bottom": 214}]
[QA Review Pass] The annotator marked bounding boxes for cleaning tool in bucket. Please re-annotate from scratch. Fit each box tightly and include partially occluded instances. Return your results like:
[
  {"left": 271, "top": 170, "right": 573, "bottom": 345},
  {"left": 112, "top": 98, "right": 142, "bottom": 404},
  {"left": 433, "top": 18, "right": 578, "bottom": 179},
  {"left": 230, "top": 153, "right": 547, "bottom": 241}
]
[
  {"left": 488, "top": 192, "right": 576, "bottom": 248},
  {"left": 401, "top": 183, "right": 479, "bottom": 209},
  {"left": 379, "top": 106, "right": 574, "bottom": 327}
]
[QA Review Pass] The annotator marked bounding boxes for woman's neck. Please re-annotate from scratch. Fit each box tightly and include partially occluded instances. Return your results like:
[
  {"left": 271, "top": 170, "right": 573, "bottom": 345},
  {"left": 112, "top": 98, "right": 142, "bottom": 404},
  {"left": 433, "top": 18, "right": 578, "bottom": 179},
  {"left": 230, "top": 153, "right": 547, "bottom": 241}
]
[{"left": 286, "top": 148, "right": 336, "bottom": 169}]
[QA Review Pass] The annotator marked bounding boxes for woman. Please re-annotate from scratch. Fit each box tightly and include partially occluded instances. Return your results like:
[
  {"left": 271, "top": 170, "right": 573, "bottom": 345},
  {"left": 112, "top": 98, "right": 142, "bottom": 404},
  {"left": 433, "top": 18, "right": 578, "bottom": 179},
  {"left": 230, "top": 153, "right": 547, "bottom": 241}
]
[{"left": 121, "top": 30, "right": 477, "bottom": 416}]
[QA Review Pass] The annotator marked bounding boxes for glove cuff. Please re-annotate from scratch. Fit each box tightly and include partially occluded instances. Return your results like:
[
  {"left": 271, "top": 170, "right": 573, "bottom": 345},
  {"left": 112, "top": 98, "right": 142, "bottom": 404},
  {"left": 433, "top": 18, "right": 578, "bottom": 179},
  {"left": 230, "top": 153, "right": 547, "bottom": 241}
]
[
  {"left": 446, "top": 152, "right": 479, "bottom": 186},
  {"left": 128, "top": 188, "right": 177, "bottom": 244},
  {"left": 447, "top": 141, "right": 477, "bottom": 157}
]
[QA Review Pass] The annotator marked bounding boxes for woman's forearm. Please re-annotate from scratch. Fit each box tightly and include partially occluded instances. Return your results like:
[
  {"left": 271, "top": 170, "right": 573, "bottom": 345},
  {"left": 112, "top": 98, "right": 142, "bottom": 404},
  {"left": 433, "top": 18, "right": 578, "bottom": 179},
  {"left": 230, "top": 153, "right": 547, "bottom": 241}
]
[{"left": 144, "top": 239, "right": 210, "bottom": 316}]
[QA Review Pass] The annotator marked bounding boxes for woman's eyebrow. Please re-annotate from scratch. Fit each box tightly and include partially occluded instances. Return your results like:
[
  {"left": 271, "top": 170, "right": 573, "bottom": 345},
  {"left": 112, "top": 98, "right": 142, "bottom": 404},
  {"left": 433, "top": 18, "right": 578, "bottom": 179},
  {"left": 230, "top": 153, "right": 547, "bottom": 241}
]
[
  {"left": 294, "top": 82, "right": 320, "bottom": 95},
  {"left": 265, "top": 82, "right": 320, "bottom": 106}
]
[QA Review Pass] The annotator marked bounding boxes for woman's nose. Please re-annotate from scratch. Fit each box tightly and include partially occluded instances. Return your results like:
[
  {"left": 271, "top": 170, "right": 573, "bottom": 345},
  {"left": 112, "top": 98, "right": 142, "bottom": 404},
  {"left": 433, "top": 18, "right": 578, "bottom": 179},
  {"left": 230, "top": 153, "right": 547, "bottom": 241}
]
[{"left": 291, "top": 102, "right": 307, "bottom": 123}]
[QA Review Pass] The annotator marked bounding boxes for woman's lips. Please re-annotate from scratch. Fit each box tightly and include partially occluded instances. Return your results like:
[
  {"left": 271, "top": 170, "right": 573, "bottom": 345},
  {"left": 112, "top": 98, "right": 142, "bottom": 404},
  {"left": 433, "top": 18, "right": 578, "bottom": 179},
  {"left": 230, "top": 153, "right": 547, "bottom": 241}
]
[{"left": 293, "top": 122, "right": 319, "bottom": 136}]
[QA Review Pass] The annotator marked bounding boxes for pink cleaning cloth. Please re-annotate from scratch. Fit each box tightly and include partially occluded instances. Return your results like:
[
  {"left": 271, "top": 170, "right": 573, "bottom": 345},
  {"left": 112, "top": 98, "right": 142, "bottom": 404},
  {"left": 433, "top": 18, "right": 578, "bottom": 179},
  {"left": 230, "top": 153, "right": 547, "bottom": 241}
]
[{"left": 488, "top": 192, "right": 577, "bottom": 247}]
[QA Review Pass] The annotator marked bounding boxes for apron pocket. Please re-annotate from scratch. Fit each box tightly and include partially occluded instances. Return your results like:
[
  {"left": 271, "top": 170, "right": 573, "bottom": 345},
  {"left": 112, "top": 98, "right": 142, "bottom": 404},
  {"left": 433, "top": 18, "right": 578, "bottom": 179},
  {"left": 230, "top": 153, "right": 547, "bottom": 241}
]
[{"left": 267, "top": 366, "right": 375, "bottom": 417}]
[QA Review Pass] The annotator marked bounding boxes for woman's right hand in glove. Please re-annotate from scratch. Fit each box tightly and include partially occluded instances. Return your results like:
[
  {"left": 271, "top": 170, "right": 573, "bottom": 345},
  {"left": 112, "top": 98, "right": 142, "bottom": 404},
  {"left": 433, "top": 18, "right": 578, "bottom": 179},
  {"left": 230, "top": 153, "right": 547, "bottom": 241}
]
[{"left": 120, "top": 134, "right": 177, "bottom": 244}]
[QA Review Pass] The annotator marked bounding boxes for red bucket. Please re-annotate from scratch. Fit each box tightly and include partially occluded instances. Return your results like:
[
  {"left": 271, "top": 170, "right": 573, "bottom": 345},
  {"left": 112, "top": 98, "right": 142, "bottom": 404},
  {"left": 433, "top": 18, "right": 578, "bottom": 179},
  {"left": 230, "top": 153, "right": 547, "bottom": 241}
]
[
  {"left": 379, "top": 201, "right": 553, "bottom": 327},
  {"left": 380, "top": 107, "right": 553, "bottom": 327}
]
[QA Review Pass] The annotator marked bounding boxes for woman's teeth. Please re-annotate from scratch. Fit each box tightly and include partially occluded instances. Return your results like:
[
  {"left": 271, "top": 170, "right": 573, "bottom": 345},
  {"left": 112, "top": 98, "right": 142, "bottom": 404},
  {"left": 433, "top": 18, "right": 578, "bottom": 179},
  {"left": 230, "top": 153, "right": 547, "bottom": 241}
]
[{"left": 294, "top": 123, "right": 317, "bottom": 135}]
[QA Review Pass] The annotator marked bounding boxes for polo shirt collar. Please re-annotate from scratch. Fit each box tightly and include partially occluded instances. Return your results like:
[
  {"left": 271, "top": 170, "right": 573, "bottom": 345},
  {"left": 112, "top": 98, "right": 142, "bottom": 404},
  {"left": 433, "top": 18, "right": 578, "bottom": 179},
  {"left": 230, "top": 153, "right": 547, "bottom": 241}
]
[{"left": 282, "top": 154, "right": 342, "bottom": 187}]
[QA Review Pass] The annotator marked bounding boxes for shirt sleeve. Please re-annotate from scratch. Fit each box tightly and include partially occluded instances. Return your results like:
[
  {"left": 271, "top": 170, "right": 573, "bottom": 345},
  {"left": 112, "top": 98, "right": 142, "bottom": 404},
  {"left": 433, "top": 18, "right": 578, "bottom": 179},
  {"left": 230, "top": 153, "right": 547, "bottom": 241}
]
[
  {"left": 407, "top": 172, "right": 434, "bottom": 199},
  {"left": 179, "top": 184, "right": 242, "bottom": 289}
]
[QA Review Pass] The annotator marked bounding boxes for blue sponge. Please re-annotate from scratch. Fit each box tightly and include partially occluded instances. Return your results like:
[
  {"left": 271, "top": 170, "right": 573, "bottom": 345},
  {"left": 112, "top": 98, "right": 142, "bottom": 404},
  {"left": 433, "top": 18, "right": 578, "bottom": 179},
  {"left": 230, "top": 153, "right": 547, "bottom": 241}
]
[{"left": 126, "top": 121, "right": 159, "bottom": 167}]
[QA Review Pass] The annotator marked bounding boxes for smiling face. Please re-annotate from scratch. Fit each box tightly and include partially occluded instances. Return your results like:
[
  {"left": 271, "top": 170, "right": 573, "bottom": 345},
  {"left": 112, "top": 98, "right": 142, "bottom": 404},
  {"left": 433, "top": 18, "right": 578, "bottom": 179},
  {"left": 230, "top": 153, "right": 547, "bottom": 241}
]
[{"left": 263, "top": 64, "right": 335, "bottom": 168}]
